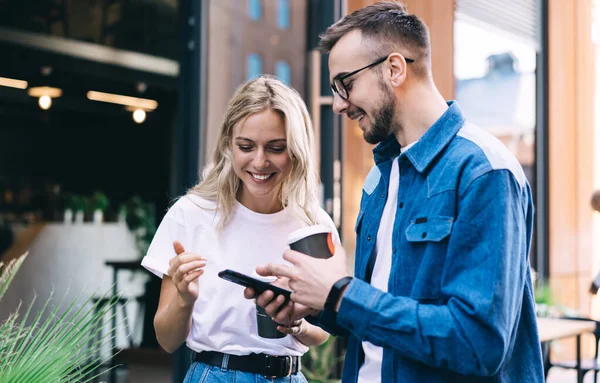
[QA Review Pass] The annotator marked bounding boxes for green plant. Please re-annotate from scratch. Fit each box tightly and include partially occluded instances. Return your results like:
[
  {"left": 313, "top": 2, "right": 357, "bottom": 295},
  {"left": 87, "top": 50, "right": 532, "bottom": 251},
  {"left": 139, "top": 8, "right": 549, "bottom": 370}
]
[
  {"left": 534, "top": 279, "right": 553, "bottom": 307},
  {"left": 122, "top": 196, "right": 157, "bottom": 257},
  {"left": 301, "top": 336, "right": 344, "bottom": 383},
  {"left": 64, "top": 194, "right": 85, "bottom": 212},
  {"left": 91, "top": 191, "right": 110, "bottom": 213},
  {"left": 0, "top": 253, "right": 121, "bottom": 382},
  {"left": 534, "top": 278, "right": 583, "bottom": 318}
]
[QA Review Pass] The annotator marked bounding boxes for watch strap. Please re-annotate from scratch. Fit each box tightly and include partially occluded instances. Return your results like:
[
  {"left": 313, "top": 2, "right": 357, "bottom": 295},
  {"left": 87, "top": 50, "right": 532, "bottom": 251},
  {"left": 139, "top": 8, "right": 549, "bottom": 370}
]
[{"left": 325, "top": 276, "right": 353, "bottom": 311}]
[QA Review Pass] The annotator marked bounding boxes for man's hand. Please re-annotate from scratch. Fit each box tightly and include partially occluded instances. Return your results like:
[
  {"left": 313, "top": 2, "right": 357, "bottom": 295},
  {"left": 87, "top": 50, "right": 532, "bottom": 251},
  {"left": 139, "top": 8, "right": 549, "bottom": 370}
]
[{"left": 255, "top": 243, "right": 350, "bottom": 311}]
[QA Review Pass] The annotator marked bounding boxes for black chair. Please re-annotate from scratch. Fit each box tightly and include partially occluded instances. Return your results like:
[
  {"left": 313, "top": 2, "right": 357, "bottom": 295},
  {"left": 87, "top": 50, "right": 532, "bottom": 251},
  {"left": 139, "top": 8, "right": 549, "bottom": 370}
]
[
  {"left": 0, "top": 225, "right": 14, "bottom": 260},
  {"left": 545, "top": 316, "right": 600, "bottom": 383},
  {"left": 88, "top": 294, "right": 145, "bottom": 382}
]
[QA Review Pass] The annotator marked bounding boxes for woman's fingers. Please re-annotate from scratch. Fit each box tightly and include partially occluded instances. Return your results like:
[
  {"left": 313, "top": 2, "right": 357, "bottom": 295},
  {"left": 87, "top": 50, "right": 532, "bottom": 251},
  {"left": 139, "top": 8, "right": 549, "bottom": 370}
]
[
  {"left": 172, "top": 261, "right": 205, "bottom": 293},
  {"left": 176, "top": 269, "right": 204, "bottom": 292},
  {"left": 272, "top": 300, "right": 294, "bottom": 324},
  {"left": 169, "top": 255, "right": 206, "bottom": 283},
  {"left": 276, "top": 319, "right": 305, "bottom": 335},
  {"left": 256, "top": 290, "right": 276, "bottom": 308},
  {"left": 264, "top": 294, "right": 287, "bottom": 317},
  {"left": 173, "top": 240, "right": 186, "bottom": 255},
  {"left": 182, "top": 269, "right": 204, "bottom": 284},
  {"left": 244, "top": 287, "right": 256, "bottom": 299},
  {"left": 179, "top": 260, "right": 207, "bottom": 275},
  {"left": 276, "top": 325, "right": 296, "bottom": 335}
]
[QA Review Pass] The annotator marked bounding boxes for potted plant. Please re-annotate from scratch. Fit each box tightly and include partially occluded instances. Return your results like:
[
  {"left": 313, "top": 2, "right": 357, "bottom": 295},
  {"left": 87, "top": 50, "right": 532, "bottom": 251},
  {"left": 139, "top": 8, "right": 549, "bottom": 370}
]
[
  {"left": 91, "top": 191, "right": 110, "bottom": 224},
  {"left": 65, "top": 194, "right": 86, "bottom": 224},
  {"left": 122, "top": 196, "right": 157, "bottom": 257},
  {"left": 63, "top": 196, "right": 74, "bottom": 224},
  {"left": 117, "top": 203, "right": 127, "bottom": 223},
  {"left": 120, "top": 196, "right": 158, "bottom": 348},
  {"left": 534, "top": 280, "right": 553, "bottom": 318},
  {"left": 82, "top": 196, "right": 94, "bottom": 222},
  {"left": 0, "top": 252, "right": 120, "bottom": 382}
]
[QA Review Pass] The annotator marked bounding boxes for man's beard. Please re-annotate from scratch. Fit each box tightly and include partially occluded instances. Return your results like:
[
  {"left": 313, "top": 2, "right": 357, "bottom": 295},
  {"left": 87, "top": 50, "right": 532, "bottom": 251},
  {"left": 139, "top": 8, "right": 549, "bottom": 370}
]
[{"left": 363, "top": 85, "right": 397, "bottom": 145}]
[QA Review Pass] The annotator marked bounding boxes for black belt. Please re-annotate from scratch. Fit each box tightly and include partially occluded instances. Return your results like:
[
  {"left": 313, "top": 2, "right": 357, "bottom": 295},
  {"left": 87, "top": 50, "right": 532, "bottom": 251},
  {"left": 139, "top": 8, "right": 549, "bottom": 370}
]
[{"left": 193, "top": 351, "right": 301, "bottom": 378}]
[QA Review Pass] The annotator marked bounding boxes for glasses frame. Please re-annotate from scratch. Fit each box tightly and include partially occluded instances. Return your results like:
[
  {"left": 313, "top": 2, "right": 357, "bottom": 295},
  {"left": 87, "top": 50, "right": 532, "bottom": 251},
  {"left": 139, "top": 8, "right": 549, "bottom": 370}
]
[{"left": 330, "top": 55, "right": 415, "bottom": 100}]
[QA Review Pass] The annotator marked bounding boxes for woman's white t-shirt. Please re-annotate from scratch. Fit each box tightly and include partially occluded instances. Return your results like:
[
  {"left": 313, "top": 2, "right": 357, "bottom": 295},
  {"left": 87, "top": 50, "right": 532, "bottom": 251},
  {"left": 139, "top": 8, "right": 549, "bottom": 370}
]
[{"left": 141, "top": 194, "right": 339, "bottom": 357}]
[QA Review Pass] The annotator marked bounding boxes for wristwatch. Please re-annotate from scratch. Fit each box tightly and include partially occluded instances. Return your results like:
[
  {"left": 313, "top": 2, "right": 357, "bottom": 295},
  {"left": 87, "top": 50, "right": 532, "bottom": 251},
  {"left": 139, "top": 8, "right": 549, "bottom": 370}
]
[{"left": 324, "top": 276, "right": 353, "bottom": 311}]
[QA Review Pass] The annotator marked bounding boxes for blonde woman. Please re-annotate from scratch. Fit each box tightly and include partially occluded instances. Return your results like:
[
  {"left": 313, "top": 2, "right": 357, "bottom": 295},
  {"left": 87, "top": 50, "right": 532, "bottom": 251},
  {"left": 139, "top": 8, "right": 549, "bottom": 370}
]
[{"left": 141, "top": 75, "right": 336, "bottom": 382}]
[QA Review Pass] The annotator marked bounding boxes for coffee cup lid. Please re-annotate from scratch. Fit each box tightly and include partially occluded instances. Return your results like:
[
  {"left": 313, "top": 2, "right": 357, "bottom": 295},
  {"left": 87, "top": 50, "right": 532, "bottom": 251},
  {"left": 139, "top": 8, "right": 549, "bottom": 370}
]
[{"left": 286, "top": 224, "right": 332, "bottom": 246}]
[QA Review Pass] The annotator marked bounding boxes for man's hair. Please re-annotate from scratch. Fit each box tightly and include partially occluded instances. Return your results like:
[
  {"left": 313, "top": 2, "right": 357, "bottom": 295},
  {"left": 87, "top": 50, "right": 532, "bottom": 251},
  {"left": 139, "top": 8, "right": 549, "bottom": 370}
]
[{"left": 318, "top": 1, "right": 431, "bottom": 76}]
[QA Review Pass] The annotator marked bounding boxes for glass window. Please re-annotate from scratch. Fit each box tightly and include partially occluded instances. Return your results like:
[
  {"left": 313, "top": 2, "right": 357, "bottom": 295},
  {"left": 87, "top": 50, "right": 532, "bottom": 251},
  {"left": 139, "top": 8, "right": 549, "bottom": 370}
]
[
  {"left": 205, "top": 0, "right": 307, "bottom": 186},
  {"left": 275, "top": 60, "right": 291, "bottom": 85},
  {"left": 454, "top": 16, "right": 538, "bottom": 269},
  {"left": 277, "top": 0, "right": 290, "bottom": 29},
  {"left": 246, "top": 53, "right": 263, "bottom": 80},
  {"left": 454, "top": 20, "right": 536, "bottom": 181},
  {"left": 248, "top": 0, "right": 262, "bottom": 21}
]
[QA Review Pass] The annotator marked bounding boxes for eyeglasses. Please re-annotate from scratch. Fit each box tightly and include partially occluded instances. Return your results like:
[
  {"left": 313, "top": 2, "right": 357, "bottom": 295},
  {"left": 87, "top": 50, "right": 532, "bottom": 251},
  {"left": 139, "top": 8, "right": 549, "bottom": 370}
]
[{"left": 330, "top": 55, "right": 414, "bottom": 100}]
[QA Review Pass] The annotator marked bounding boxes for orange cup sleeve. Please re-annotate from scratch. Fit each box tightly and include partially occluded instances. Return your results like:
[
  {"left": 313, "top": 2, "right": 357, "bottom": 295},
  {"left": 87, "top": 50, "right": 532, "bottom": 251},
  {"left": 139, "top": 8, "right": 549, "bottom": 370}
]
[{"left": 327, "top": 232, "right": 335, "bottom": 255}]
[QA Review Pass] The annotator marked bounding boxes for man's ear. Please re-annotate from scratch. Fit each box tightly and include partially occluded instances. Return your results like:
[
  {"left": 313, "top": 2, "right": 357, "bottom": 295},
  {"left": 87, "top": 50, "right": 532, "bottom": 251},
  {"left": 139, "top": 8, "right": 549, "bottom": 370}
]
[{"left": 387, "top": 53, "right": 408, "bottom": 87}]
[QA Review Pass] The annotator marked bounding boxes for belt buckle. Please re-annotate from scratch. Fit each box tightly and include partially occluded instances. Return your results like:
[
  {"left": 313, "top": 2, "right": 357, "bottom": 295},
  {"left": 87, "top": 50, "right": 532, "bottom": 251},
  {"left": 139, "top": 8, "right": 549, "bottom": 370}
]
[
  {"left": 285, "top": 355, "right": 293, "bottom": 376},
  {"left": 264, "top": 355, "right": 293, "bottom": 378}
]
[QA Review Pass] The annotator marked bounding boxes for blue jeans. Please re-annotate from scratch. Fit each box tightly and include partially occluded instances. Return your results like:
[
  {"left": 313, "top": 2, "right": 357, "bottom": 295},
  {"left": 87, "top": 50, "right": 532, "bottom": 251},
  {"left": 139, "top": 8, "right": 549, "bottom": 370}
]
[{"left": 183, "top": 361, "right": 308, "bottom": 383}]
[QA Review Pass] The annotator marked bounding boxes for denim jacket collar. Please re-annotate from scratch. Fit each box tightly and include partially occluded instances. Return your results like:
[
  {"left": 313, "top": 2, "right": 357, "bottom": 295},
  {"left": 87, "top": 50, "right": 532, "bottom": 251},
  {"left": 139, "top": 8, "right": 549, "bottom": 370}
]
[{"left": 372, "top": 101, "right": 465, "bottom": 173}]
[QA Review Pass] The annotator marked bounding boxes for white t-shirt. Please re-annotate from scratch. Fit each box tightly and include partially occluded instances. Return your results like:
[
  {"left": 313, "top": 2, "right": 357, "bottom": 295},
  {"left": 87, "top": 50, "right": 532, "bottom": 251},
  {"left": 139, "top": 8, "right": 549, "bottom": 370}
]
[
  {"left": 358, "top": 142, "right": 416, "bottom": 383},
  {"left": 141, "top": 194, "right": 339, "bottom": 357}
]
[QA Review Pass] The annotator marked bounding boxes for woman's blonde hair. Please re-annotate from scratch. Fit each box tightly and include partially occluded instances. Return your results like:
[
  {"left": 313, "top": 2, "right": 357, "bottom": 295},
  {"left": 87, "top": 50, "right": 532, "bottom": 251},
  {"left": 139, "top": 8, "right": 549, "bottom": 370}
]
[{"left": 188, "top": 75, "right": 322, "bottom": 231}]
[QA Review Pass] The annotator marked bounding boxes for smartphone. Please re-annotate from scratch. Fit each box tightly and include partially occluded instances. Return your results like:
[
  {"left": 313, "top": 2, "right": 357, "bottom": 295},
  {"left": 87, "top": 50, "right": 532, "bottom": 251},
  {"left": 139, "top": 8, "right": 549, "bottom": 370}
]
[{"left": 218, "top": 269, "right": 292, "bottom": 300}]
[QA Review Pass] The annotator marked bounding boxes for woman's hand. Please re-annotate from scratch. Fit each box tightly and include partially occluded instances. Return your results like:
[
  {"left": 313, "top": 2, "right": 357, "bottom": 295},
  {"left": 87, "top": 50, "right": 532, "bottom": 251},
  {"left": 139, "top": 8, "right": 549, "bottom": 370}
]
[
  {"left": 167, "top": 241, "right": 207, "bottom": 306},
  {"left": 245, "top": 285, "right": 320, "bottom": 326},
  {"left": 276, "top": 319, "right": 307, "bottom": 337}
]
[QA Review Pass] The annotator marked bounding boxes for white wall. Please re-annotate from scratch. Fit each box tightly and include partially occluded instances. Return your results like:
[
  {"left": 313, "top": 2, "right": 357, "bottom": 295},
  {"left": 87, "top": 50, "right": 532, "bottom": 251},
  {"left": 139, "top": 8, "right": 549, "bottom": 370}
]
[{"left": 0, "top": 223, "right": 146, "bottom": 351}]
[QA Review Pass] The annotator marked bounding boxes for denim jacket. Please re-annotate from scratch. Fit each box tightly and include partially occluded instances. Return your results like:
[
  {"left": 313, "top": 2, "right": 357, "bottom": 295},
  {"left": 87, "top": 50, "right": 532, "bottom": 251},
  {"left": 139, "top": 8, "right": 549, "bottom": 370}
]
[{"left": 313, "top": 102, "right": 544, "bottom": 382}]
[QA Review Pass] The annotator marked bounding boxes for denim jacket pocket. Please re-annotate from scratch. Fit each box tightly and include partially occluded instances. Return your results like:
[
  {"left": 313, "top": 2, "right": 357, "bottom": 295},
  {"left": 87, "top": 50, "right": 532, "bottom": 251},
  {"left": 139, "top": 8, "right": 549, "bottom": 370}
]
[
  {"left": 404, "top": 215, "right": 454, "bottom": 300},
  {"left": 405, "top": 216, "right": 453, "bottom": 242}
]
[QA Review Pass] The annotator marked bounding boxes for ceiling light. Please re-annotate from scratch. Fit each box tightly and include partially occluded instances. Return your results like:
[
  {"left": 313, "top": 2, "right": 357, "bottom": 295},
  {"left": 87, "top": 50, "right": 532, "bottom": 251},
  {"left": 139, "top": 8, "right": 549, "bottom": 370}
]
[
  {"left": 132, "top": 109, "right": 146, "bottom": 124},
  {"left": 28, "top": 86, "right": 62, "bottom": 98},
  {"left": 40, "top": 66, "right": 53, "bottom": 76},
  {"left": 27, "top": 86, "right": 62, "bottom": 110},
  {"left": 38, "top": 95, "right": 52, "bottom": 110},
  {"left": 87, "top": 90, "right": 158, "bottom": 110},
  {"left": 0, "top": 77, "right": 28, "bottom": 89}
]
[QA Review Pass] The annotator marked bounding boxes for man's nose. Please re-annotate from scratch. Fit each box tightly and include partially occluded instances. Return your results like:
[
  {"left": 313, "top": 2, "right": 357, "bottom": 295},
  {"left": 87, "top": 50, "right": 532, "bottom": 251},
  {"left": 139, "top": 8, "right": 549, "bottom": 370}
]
[{"left": 332, "top": 93, "right": 350, "bottom": 115}]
